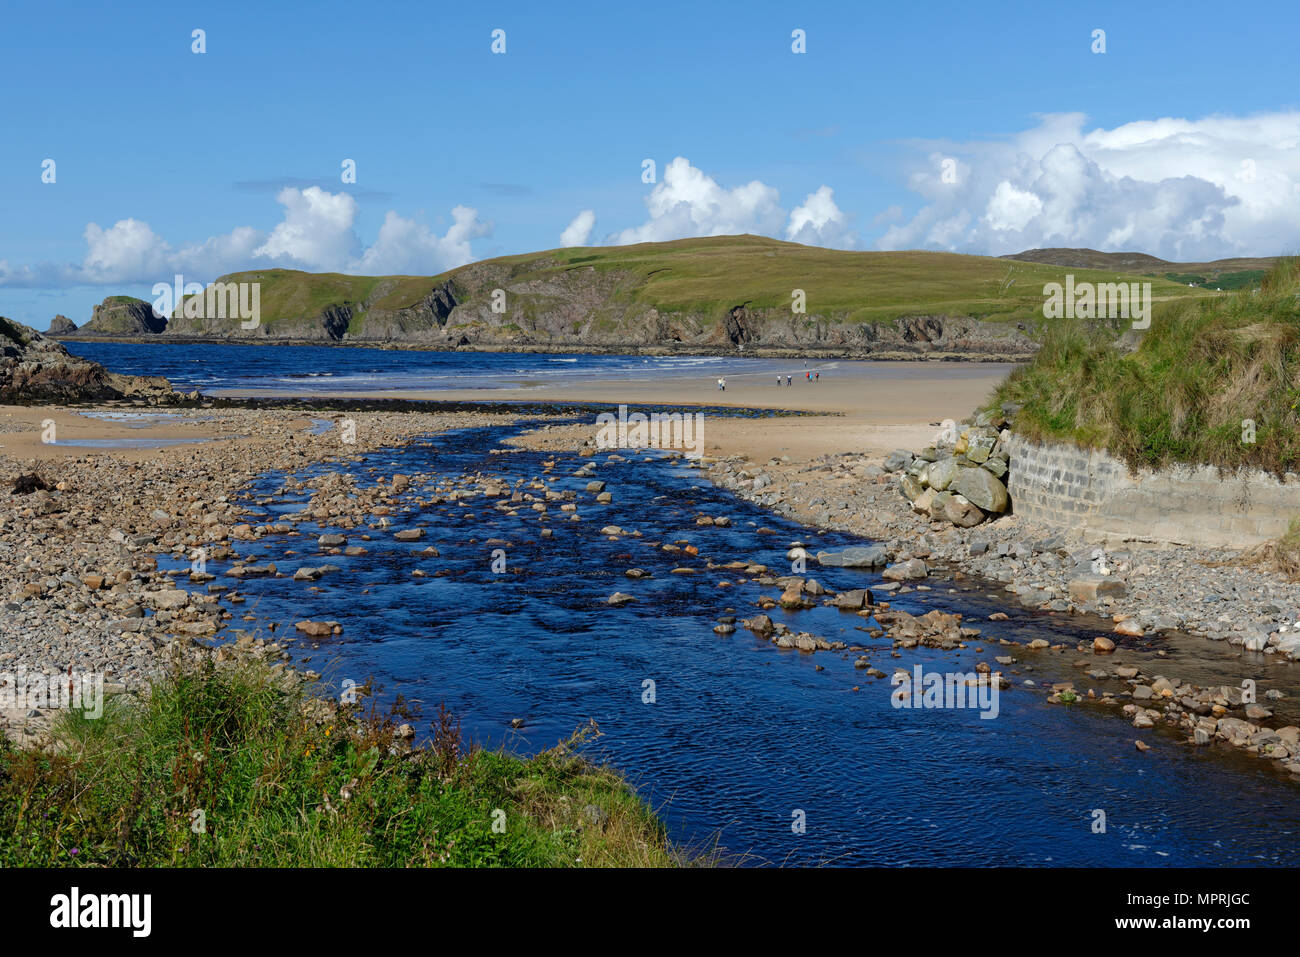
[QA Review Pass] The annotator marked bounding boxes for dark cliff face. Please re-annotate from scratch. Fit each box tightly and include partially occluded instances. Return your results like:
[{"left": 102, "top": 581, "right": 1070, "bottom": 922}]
[
  {"left": 81, "top": 297, "right": 167, "bottom": 336},
  {"left": 47, "top": 315, "right": 78, "bottom": 335},
  {"left": 0, "top": 317, "right": 175, "bottom": 402},
  {"left": 78, "top": 255, "right": 1042, "bottom": 359}
]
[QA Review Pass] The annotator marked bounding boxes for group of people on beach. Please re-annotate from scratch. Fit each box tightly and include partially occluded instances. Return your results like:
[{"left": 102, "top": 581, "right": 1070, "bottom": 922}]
[
  {"left": 715, "top": 366, "right": 822, "bottom": 390},
  {"left": 776, "top": 370, "right": 819, "bottom": 386}
]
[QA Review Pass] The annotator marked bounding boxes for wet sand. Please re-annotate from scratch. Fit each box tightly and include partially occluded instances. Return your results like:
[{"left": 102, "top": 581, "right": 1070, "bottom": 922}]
[{"left": 219, "top": 359, "right": 1018, "bottom": 463}]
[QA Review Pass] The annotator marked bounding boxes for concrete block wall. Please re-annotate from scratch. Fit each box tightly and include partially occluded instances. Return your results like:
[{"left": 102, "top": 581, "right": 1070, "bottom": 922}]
[{"left": 1005, "top": 433, "right": 1300, "bottom": 547}]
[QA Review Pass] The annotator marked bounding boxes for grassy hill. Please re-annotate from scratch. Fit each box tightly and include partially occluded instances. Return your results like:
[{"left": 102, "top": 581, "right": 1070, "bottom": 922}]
[
  {"left": 1003, "top": 247, "right": 1275, "bottom": 292},
  {"left": 140, "top": 235, "right": 1218, "bottom": 356},
  {"left": 990, "top": 256, "right": 1300, "bottom": 474}
]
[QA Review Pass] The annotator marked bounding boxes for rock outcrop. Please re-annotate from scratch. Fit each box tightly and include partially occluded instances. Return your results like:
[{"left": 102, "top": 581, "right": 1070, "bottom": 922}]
[
  {"left": 0, "top": 317, "right": 175, "bottom": 402},
  {"left": 890, "top": 407, "right": 1016, "bottom": 528},
  {"left": 47, "top": 315, "right": 77, "bottom": 335},
  {"left": 80, "top": 296, "right": 167, "bottom": 336}
]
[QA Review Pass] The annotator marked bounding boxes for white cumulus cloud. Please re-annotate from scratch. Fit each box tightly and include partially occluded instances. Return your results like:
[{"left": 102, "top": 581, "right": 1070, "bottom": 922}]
[
  {"left": 0, "top": 189, "right": 491, "bottom": 288},
  {"left": 351, "top": 206, "right": 492, "bottom": 275},
  {"left": 877, "top": 111, "right": 1300, "bottom": 259},
  {"left": 786, "top": 185, "right": 856, "bottom": 248},
  {"left": 609, "top": 157, "right": 784, "bottom": 244},
  {"left": 560, "top": 210, "right": 596, "bottom": 247},
  {"left": 254, "top": 186, "right": 361, "bottom": 271}
]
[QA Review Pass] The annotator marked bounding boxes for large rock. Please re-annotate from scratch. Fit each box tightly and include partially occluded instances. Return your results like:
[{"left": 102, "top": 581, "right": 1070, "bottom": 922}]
[
  {"left": 47, "top": 314, "right": 77, "bottom": 335},
  {"left": 816, "top": 546, "right": 888, "bottom": 568},
  {"left": 899, "top": 474, "right": 924, "bottom": 502},
  {"left": 965, "top": 429, "right": 998, "bottom": 464},
  {"left": 883, "top": 450, "right": 913, "bottom": 472},
  {"left": 943, "top": 493, "right": 985, "bottom": 527},
  {"left": 882, "top": 558, "right": 928, "bottom": 581},
  {"left": 1068, "top": 576, "right": 1126, "bottom": 603},
  {"left": 0, "top": 317, "right": 174, "bottom": 402},
  {"left": 82, "top": 296, "right": 167, "bottom": 335},
  {"left": 952, "top": 467, "right": 1009, "bottom": 513},
  {"left": 926, "top": 456, "right": 960, "bottom": 491}
]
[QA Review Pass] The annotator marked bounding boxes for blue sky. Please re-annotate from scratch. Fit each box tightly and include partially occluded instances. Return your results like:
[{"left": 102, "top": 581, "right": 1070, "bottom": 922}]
[{"left": 3, "top": 0, "right": 1299, "bottom": 328}]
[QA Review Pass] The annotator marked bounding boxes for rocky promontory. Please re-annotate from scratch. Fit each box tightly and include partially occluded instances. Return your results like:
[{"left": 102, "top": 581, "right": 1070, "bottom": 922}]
[
  {"left": 47, "top": 315, "right": 77, "bottom": 335},
  {"left": 0, "top": 316, "right": 175, "bottom": 403},
  {"left": 79, "top": 296, "right": 166, "bottom": 336}
]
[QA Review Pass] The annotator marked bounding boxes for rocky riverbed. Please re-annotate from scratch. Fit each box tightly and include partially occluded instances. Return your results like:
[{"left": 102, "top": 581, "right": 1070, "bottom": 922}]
[
  {"left": 0, "top": 404, "right": 514, "bottom": 743},
  {"left": 6, "top": 401, "right": 1300, "bottom": 786},
  {"left": 511, "top": 417, "right": 1300, "bottom": 778}
]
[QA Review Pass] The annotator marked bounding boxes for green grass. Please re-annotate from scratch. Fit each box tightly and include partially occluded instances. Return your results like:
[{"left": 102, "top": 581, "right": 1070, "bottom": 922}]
[
  {"left": 185, "top": 235, "right": 1216, "bottom": 336},
  {"left": 990, "top": 257, "right": 1300, "bottom": 474},
  {"left": 0, "top": 656, "right": 692, "bottom": 867}
]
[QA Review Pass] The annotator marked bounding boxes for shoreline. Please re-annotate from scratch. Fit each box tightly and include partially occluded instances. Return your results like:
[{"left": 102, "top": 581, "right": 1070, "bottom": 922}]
[
  {"left": 3, "top": 366, "right": 1298, "bottom": 784},
  {"left": 55, "top": 334, "right": 1032, "bottom": 363}
]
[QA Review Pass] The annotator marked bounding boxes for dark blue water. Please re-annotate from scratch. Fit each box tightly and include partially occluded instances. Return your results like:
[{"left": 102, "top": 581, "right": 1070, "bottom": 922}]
[
  {"left": 161, "top": 422, "right": 1300, "bottom": 866},
  {"left": 65, "top": 341, "right": 793, "bottom": 394}
]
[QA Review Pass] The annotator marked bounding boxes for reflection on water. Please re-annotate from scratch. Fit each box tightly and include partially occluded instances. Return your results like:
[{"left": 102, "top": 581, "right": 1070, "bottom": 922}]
[{"left": 165, "top": 423, "right": 1300, "bottom": 866}]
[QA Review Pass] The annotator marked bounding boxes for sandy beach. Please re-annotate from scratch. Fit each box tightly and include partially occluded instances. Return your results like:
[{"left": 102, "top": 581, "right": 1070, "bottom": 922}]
[{"left": 220, "top": 359, "right": 1018, "bottom": 463}]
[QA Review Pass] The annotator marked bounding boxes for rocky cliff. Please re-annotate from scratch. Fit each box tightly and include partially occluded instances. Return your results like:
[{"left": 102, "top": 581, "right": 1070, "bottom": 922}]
[
  {"left": 47, "top": 315, "right": 78, "bottom": 335},
  {"left": 0, "top": 317, "right": 175, "bottom": 403},
  {"left": 80, "top": 296, "right": 166, "bottom": 336},
  {"left": 73, "top": 236, "right": 1212, "bottom": 358}
]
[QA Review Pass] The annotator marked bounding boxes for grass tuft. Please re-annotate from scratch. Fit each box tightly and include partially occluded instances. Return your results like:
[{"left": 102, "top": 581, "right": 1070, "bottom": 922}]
[{"left": 0, "top": 656, "right": 694, "bottom": 867}]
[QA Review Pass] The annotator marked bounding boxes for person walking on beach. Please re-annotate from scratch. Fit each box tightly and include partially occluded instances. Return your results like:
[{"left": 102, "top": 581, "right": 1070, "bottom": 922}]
[
  {"left": 815, "top": 371, "right": 819, "bottom": 381},
  {"left": 720, "top": 376, "right": 726, "bottom": 391},
  {"left": 786, "top": 374, "right": 792, "bottom": 386}
]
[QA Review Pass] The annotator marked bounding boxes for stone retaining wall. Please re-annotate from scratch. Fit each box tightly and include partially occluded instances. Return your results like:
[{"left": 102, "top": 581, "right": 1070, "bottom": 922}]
[{"left": 1005, "top": 433, "right": 1300, "bottom": 547}]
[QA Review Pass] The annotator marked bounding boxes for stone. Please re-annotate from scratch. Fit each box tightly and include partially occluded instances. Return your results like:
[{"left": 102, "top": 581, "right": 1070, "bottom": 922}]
[
  {"left": 951, "top": 467, "right": 1008, "bottom": 513},
  {"left": 393, "top": 528, "right": 425, "bottom": 541},
  {"left": 607, "top": 592, "right": 636, "bottom": 606},
  {"left": 1069, "top": 576, "right": 1127, "bottom": 603},
  {"left": 883, "top": 450, "right": 913, "bottom": 471},
  {"left": 943, "top": 493, "right": 985, "bottom": 527},
  {"left": 816, "top": 546, "right": 888, "bottom": 568},
  {"left": 1092, "top": 636, "right": 1116, "bottom": 654},
  {"left": 152, "top": 589, "right": 189, "bottom": 610},
  {"left": 926, "top": 457, "right": 960, "bottom": 492},
  {"left": 882, "top": 559, "right": 928, "bottom": 582},
  {"left": 831, "top": 588, "right": 872, "bottom": 610}
]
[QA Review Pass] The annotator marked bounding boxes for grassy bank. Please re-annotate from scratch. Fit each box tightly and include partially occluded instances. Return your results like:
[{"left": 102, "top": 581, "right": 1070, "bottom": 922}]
[
  {"left": 991, "top": 257, "right": 1300, "bottom": 474},
  {"left": 0, "top": 658, "right": 690, "bottom": 867}
]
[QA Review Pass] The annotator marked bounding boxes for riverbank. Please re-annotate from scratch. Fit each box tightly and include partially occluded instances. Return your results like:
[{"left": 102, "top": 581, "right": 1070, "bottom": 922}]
[
  {"left": 3, "top": 373, "right": 1298, "bottom": 865},
  {"left": 224, "top": 359, "right": 1014, "bottom": 464},
  {"left": 0, "top": 403, "right": 515, "bottom": 741},
  {"left": 509, "top": 417, "right": 1300, "bottom": 776},
  {"left": 0, "top": 650, "right": 689, "bottom": 867}
]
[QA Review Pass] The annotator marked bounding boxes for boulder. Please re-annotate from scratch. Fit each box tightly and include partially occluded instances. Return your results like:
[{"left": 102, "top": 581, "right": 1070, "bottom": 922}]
[
  {"left": 883, "top": 450, "right": 913, "bottom": 472},
  {"left": 831, "top": 588, "right": 873, "bottom": 610},
  {"left": 952, "top": 467, "right": 1008, "bottom": 513},
  {"left": 816, "top": 546, "right": 888, "bottom": 568},
  {"left": 899, "top": 474, "right": 924, "bottom": 502},
  {"left": 1068, "top": 576, "right": 1126, "bottom": 602},
  {"left": 943, "top": 493, "right": 985, "bottom": 527},
  {"left": 882, "top": 559, "right": 928, "bottom": 581},
  {"left": 926, "top": 456, "right": 960, "bottom": 491}
]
